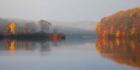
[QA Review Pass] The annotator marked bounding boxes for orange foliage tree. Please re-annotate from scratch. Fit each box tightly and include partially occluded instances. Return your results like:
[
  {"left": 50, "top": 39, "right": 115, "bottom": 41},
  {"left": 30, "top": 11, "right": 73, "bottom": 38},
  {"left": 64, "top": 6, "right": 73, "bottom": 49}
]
[{"left": 96, "top": 8, "right": 140, "bottom": 38}]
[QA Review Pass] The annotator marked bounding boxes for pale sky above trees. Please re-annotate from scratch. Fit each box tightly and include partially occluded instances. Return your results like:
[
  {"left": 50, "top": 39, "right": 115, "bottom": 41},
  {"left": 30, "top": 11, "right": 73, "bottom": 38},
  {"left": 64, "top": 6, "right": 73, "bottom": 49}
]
[{"left": 0, "top": 0, "right": 139, "bottom": 21}]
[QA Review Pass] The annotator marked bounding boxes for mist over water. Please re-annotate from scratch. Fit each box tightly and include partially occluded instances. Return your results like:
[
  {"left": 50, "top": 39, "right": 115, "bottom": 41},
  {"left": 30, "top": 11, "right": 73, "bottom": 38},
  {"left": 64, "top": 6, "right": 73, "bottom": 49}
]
[
  {"left": 0, "top": 22, "right": 139, "bottom": 70},
  {"left": 0, "top": 0, "right": 139, "bottom": 70}
]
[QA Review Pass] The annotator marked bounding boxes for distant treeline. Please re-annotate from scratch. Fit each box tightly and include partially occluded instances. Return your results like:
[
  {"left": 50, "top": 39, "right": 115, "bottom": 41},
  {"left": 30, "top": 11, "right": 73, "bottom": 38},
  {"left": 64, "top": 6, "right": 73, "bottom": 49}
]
[{"left": 0, "top": 19, "right": 52, "bottom": 35}]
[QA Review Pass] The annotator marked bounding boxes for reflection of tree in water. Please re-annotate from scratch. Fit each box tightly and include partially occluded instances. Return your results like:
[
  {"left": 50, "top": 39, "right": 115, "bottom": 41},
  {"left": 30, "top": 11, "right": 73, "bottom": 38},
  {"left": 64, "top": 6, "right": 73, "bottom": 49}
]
[
  {"left": 40, "top": 41, "right": 51, "bottom": 53},
  {"left": 96, "top": 37, "right": 140, "bottom": 68},
  {"left": 0, "top": 39, "right": 51, "bottom": 53}
]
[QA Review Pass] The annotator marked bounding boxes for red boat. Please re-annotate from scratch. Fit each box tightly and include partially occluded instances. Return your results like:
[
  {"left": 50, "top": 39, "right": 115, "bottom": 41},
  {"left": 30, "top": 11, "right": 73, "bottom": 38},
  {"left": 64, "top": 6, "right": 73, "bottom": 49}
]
[{"left": 49, "top": 33, "right": 65, "bottom": 42}]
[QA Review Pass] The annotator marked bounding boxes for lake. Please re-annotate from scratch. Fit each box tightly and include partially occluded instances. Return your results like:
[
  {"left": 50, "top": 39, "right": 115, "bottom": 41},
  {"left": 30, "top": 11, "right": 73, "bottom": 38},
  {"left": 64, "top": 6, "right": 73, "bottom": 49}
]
[{"left": 0, "top": 35, "right": 139, "bottom": 70}]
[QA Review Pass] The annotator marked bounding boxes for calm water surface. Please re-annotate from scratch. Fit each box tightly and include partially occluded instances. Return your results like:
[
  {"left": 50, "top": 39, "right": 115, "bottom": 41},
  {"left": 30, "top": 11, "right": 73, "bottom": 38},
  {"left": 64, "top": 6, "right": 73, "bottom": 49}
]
[{"left": 0, "top": 36, "right": 139, "bottom": 70}]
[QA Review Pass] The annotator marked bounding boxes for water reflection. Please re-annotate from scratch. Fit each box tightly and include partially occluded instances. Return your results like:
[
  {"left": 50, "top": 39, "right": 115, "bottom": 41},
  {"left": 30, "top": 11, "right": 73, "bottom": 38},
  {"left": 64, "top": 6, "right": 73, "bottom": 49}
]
[
  {"left": 0, "top": 35, "right": 95, "bottom": 54},
  {"left": 0, "top": 39, "right": 51, "bottom": 53},
  {"left": 96, "top": 37, "right": 140, "bottom": 68}
]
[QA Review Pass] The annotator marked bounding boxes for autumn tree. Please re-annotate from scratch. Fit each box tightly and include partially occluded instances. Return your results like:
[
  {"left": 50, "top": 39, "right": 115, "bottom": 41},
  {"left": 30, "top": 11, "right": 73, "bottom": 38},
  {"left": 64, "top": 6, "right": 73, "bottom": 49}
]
[{"left": 96, "top": 8, "right": 140, "bottom": 38}]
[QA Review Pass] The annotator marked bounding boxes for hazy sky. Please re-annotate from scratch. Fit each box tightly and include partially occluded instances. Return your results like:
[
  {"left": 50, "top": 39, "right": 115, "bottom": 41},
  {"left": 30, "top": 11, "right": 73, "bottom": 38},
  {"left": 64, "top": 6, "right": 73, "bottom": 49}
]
[{"left": 0, "top": 0, "right": 140, "bottom": 21}]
